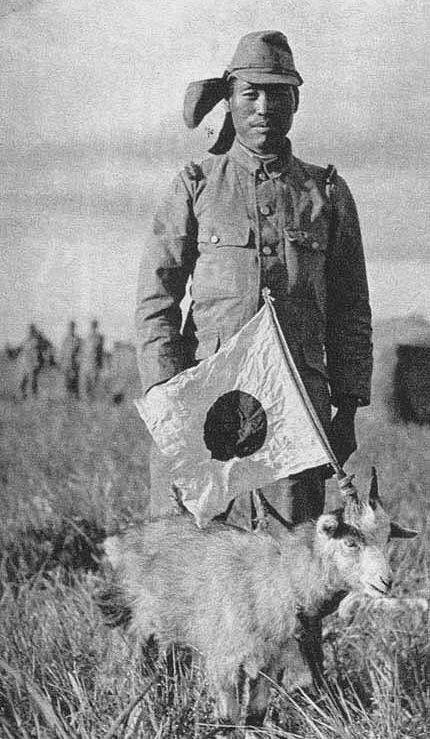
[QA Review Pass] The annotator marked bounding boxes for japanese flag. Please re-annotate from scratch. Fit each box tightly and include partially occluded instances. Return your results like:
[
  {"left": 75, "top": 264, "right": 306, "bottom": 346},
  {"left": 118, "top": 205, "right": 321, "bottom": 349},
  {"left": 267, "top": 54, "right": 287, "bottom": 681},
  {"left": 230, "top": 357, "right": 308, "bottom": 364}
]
[{"left": 136, "top": 302, "right": 331, "bottom": 526}]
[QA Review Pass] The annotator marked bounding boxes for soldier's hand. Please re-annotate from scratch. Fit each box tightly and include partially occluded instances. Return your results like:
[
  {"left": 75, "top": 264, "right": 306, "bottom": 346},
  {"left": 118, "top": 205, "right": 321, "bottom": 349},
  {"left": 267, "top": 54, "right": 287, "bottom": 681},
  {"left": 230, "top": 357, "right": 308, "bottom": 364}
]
[{"left": 329, "top": 403, "right": 357, "bottom": 467}]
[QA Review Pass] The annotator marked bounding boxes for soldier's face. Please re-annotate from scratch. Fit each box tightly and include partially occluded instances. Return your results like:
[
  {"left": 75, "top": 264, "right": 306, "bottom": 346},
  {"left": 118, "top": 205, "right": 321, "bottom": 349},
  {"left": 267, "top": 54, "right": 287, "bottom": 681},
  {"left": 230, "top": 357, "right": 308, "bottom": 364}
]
[{"left": 227, "top": 78, "right": 295, "bottom": 155}]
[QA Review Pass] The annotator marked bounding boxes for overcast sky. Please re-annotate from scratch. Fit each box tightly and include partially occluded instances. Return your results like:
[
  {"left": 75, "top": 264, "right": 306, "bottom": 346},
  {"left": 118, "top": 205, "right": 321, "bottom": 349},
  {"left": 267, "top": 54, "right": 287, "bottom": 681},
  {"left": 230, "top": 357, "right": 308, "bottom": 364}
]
[{"left": 1, "top": 0, "right": 429, "bottom": 345}]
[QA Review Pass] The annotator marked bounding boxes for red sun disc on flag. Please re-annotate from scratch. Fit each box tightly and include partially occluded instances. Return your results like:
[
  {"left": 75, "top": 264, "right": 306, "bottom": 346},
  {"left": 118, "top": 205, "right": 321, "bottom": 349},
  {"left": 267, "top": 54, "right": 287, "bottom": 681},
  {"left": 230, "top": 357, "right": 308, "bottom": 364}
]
[{"left": 203, "top": 390, "right": 268, "bottom": 461}]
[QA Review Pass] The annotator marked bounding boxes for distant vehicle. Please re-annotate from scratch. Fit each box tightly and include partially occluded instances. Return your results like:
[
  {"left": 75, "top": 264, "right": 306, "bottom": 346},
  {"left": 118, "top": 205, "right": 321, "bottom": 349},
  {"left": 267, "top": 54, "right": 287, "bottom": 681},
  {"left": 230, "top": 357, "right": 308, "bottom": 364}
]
[{"left": 392, "top": 344, "right": 430, "bottom": 424}]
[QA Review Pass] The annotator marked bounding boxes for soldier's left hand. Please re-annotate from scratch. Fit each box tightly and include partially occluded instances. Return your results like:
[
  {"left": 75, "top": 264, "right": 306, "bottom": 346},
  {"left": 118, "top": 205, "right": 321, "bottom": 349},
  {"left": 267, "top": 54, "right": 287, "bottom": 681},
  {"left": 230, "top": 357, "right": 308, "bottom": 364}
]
[{"left": 329, "top": 404, "right": 357, "bottom": 467}]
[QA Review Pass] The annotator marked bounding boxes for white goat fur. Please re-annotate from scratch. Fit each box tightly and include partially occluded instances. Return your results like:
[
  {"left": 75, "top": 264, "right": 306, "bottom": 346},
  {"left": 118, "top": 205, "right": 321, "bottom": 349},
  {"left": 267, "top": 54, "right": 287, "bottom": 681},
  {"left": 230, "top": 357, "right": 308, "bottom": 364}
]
[{"left": 104, "top": 491, "right": 415, "bottom": 728}]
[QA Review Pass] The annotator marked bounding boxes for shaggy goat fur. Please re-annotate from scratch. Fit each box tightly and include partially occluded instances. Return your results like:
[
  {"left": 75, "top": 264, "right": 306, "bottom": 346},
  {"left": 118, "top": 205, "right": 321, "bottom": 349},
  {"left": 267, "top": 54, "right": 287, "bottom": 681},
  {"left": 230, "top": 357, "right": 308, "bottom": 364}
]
[{"left": 103, "top": 475, "right": 416, "bottom": 731}]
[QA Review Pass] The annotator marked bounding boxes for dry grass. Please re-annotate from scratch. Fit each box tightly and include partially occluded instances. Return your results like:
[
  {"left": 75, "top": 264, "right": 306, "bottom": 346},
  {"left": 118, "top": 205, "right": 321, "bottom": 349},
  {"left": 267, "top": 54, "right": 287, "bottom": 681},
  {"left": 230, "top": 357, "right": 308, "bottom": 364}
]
[{"left": 0, "top": 319, "right": 429, "bottom": 737}]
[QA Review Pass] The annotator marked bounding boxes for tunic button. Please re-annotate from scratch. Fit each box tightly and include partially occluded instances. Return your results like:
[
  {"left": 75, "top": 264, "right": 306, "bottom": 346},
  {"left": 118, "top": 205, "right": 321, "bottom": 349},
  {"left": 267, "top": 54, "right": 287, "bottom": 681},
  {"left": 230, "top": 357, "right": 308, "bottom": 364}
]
[
  {"left": 210, "top": 234, "right": 219, "bottom": 244},
  {"left": 262, "top": 246, "right": 273, "bottom": 256},
  {"left": 260, "top": 205, "right": 270, "bottom": 216}
]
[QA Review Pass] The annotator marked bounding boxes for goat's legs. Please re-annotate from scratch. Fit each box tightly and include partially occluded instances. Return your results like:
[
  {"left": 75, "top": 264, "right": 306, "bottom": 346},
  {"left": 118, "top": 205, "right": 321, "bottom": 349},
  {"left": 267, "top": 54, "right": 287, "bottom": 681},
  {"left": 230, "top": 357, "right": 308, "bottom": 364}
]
[
  {"left": 295, "top": 613, "right": 324, "bottom": 687},
  {"left": 244, "top": 674, "right": 270, "bottom": 728},
  {"left": 213, "top": 665, "right": 269, "bottom": 737},
  {"left": 213, "top": 677, "right": 242, "bottom": 735}
]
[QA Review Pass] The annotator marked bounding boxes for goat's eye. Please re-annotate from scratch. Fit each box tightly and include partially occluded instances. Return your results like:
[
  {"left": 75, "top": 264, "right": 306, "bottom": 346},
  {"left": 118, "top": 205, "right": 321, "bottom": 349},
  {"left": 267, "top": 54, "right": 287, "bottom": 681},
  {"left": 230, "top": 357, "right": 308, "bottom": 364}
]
[{"left": 343, "top": 537, "right": 358, "bottom": 549}]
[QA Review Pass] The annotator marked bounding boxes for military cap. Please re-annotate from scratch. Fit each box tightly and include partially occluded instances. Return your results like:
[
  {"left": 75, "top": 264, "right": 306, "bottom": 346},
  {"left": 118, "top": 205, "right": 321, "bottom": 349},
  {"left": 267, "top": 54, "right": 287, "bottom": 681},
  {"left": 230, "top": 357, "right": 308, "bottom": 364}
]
[
  {"left": 183, "top": 30, "right": 302, "bottom": 130},
  {"left": 226, "top": 30, "right": 302, "bottom": 86}
]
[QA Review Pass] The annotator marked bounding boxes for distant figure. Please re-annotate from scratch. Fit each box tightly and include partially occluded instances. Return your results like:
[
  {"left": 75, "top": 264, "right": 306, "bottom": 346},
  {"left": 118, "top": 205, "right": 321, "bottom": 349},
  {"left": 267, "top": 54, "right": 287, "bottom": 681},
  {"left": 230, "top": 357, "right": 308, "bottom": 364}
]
[
  {"left": 19, "top": 323, "right": 43, "bottom": 399},
  {"left": 36, "top": 328, "right": 56, "bottom": 369},
  {"left": 80, "top": 319, "right": 105, "bottom": 399},
  {"left": 60, "top": 320, "right": 81, "bottom": 398}
]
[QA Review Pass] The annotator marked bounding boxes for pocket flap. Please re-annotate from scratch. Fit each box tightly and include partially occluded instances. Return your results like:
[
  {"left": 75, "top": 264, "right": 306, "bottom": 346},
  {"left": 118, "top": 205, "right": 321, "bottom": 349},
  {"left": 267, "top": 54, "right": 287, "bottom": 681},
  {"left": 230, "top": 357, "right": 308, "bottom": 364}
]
[{"left": 198, "top": 223, "right": 251, "bottom": 247}]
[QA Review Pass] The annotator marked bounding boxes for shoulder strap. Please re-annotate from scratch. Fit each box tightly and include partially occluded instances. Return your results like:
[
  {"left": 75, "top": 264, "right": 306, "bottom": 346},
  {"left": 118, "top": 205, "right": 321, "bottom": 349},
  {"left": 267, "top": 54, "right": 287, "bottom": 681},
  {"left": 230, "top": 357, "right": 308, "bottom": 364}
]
[
  {"left": 325, "top": 163, "right": 338, "bottom": 200},
  {"left": 325, "top": 164, "right": 338, "bottom": 250}
]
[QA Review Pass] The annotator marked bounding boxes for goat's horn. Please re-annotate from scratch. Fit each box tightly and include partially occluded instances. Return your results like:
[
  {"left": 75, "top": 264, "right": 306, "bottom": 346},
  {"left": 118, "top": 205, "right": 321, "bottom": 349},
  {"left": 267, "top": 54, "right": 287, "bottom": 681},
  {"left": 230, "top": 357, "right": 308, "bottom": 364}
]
[{"left": 337, "top": 473, "right": 359, "bottom": 501}]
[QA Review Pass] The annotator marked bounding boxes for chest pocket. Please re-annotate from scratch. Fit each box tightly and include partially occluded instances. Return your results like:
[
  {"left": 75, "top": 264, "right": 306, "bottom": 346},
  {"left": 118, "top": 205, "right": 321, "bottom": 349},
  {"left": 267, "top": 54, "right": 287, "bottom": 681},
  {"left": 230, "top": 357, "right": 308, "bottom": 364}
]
[{"left": 192, "top": 221, "right": 257, "bottom": 301}]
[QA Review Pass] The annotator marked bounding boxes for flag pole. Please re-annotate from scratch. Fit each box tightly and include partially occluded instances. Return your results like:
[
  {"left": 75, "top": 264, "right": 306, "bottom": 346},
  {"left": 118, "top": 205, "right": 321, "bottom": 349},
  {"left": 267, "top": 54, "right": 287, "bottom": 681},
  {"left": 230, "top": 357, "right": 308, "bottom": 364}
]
[{"left": 262, "top": 288, "right": 347, "bottom": 482}]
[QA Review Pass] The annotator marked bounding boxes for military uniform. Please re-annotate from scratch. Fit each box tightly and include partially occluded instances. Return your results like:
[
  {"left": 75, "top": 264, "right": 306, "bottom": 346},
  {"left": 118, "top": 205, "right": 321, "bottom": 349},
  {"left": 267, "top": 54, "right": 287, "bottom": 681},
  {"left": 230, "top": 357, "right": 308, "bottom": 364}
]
[
  {"left": 60, "top": 324, "right": 81, "bottom": 398},
  {"left": 19, "top": 327, "right": 43, "bottom": 398},
  {"left": 136, "top": 138, "right": 372, "bottom": 522},
  {"left": 81, "top": 322, "right": 104, "bottom": 399}
]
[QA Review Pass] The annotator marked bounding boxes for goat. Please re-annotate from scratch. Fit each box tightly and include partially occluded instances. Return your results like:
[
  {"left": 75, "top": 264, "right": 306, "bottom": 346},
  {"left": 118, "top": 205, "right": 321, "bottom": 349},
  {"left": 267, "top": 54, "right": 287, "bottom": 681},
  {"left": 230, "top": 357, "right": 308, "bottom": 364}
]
[{"left": 102, "top": 469, "right": 416, "bottom": 733}]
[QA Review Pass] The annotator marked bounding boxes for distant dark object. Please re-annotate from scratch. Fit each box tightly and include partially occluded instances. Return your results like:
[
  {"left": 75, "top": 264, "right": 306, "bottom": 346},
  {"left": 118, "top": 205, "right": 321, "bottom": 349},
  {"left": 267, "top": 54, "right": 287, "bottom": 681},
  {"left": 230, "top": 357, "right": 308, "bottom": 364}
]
[
  {"left": 112, "top": 391, "right": 125, "bottom": 405},
  {"left": 392, "top": 344, "right": 430, "bottom": 424},
  {"left": 81, "top": 318, "right": 105, "bottom": 400},
  {"left": 4, "top": 325, "right": 57, "bottom": 400},
  {"left": 60, "top": 320, "right": 82, "bottom": 398},
  {"left": 36, "top": 329, "right": 56, "bottom": 368},
  {"left": 18, "top": 324, "right": 57, "bottom": 399},
  {"left": 5, "top": 331, "right": 55, "bottom": 367}
]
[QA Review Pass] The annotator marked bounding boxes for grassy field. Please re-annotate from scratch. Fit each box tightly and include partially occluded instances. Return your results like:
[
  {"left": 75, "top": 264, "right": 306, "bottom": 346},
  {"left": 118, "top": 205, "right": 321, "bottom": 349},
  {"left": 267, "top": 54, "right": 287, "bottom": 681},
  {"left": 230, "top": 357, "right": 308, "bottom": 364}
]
[{"left": 0, "top": 323, "right": 429, "bottom": 738}]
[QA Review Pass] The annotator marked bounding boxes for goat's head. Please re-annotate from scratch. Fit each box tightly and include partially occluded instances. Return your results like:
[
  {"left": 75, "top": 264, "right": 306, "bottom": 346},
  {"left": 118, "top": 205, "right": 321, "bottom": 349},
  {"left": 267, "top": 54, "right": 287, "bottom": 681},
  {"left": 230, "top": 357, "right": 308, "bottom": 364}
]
[{"left": 314, "top": 467, "right": 417, "bottom": 597}]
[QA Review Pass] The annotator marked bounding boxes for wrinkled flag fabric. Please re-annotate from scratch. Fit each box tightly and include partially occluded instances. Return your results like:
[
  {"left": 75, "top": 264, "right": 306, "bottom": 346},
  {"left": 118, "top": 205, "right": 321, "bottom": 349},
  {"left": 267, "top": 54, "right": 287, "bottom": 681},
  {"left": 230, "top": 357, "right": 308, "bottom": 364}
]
[{"left": 135, "top": 303, "right": 330, "bottom": 526}]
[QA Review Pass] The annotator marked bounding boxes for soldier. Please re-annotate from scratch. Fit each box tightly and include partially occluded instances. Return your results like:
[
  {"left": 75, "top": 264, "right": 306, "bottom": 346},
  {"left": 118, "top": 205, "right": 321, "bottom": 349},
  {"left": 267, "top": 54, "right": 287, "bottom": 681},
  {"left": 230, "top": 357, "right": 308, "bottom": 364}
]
[
  {"left": 135, "top": 31, "right": 373, "bottom": 682},
  {"left": 60, "top": 320, "right": 81, "bottom": 398},
  {"left": 19, "top": 323, "right": 43, "bottom": 399},
  {"left": 80, "top": 319, "right": 105, "bottom": 400}
]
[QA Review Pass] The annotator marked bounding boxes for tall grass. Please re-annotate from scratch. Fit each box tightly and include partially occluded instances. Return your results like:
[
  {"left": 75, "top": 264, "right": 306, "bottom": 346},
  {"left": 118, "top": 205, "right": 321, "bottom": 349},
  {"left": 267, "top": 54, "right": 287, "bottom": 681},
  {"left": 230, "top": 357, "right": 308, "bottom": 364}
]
[
  {"left": 0, "top": 324, "right": 429, "bottom": 736},
  {"left": 0, "top": 397, "right": 149, "bottom": 536}
]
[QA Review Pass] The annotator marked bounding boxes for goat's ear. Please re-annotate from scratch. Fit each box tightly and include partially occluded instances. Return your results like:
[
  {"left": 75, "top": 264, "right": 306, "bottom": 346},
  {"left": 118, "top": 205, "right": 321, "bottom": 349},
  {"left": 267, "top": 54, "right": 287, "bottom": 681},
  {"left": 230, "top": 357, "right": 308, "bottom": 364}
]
[
  {"left": 317, "top": 514, "right": 339, "bottom": 538},
  {"left": 389, "top": 521, "right": 418, "bottom": 539}
]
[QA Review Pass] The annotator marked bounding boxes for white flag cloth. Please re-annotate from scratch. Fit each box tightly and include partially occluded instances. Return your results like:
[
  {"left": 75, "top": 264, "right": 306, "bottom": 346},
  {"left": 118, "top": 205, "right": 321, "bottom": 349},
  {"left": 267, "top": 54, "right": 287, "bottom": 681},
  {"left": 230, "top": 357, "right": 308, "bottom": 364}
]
[{"left": 136, "top": 303, "right": 331, "bottom": 526}]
